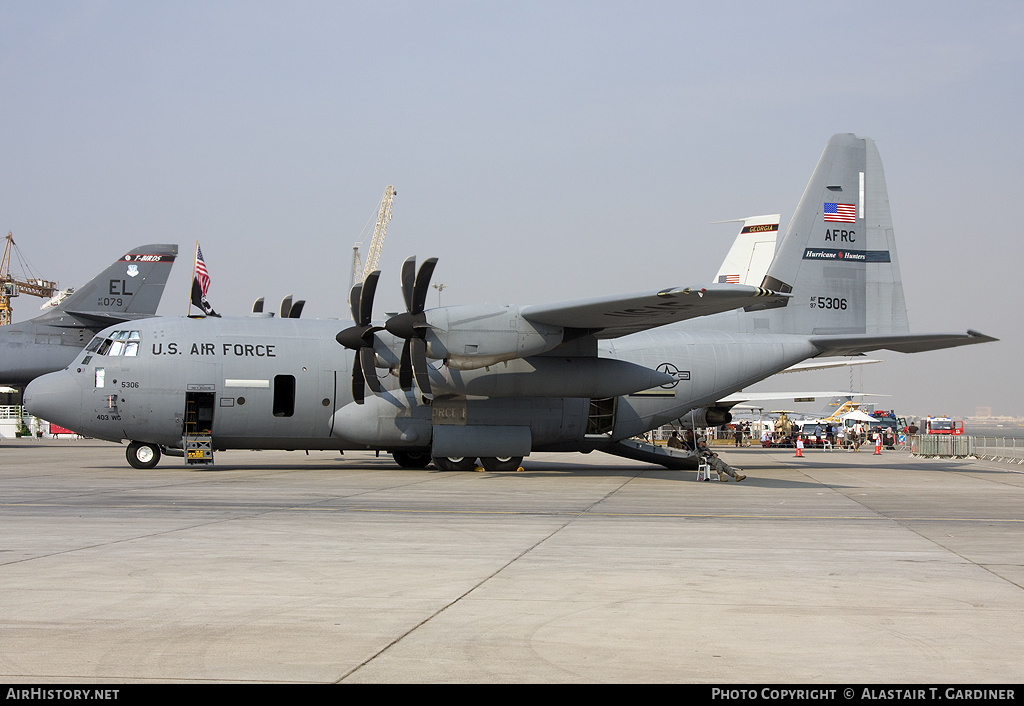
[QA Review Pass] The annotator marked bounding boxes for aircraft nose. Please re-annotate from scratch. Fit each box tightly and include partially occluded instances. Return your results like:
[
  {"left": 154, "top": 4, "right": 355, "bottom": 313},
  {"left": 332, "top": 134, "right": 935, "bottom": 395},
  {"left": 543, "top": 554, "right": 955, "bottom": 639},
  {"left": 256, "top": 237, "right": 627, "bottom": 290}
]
[{"left": 24, "top": 371, "right": 83, "bottom": 431}]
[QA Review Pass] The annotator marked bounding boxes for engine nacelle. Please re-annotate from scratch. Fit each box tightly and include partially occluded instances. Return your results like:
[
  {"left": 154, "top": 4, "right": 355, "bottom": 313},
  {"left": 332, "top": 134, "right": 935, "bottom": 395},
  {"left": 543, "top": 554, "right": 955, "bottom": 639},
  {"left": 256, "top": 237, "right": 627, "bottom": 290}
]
[
  {"left": 678, "top": 407, "right": 733, "bottom": 429},
  {"left": 331, "top": 393, "right": 431, "bottom": 447},
  {"left": 422, "top": 305, "right": 564, "bottom": 370}
]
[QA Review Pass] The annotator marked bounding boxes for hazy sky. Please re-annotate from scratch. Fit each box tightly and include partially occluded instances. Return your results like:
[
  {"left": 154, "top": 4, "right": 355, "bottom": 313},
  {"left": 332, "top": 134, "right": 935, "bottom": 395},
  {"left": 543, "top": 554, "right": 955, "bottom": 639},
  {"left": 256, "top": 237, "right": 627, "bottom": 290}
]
[{"left": 2, "top": 1, "right": 1021, "bottom": 419}]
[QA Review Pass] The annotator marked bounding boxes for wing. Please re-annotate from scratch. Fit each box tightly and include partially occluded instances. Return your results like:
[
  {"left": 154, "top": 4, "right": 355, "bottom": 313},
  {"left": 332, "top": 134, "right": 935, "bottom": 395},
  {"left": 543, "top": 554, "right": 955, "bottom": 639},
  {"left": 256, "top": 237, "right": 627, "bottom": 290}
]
[{"left": 521, "top": 284, "right": 786, "bottom": 339}]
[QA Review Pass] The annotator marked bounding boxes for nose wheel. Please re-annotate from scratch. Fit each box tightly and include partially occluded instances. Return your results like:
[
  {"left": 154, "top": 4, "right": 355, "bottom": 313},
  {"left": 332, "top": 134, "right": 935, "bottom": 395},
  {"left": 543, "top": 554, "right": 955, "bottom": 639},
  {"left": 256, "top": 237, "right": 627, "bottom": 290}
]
[{"left": 126, "top": 441, "right": 161, "bottom": 469}]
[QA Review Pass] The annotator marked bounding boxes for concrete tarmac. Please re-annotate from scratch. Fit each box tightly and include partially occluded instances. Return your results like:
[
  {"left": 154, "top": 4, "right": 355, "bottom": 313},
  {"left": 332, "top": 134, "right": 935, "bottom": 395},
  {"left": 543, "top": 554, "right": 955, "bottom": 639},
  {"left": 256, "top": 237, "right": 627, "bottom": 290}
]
[{"left": 1, "top": 439, "right": 1022, "bottom": 684}]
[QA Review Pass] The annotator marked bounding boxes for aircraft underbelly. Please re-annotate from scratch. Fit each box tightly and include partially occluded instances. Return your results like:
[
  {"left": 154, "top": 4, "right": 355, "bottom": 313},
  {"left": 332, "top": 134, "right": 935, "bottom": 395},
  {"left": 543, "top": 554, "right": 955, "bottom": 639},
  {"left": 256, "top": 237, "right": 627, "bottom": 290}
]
[{"left": 331, "top": 393, "right": 588, "bottom": 454}]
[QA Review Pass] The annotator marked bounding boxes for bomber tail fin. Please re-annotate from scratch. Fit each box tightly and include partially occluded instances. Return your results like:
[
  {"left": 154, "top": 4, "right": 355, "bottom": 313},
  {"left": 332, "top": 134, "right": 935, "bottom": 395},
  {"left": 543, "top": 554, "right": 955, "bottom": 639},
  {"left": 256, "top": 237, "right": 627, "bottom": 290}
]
[{"left": 36, "top": 244, "right": 178, "bottom": 326}]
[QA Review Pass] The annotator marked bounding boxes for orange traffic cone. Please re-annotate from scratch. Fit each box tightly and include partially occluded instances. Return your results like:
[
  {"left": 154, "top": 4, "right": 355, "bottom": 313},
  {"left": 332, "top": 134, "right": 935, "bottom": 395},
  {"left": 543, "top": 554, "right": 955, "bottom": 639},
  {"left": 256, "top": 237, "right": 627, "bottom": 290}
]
[
  {"left": 874, "top": 439, "right": 882, "bottom": 455},
  {"left": 795, "top": 441, "right": 804, "bottom": 457}
]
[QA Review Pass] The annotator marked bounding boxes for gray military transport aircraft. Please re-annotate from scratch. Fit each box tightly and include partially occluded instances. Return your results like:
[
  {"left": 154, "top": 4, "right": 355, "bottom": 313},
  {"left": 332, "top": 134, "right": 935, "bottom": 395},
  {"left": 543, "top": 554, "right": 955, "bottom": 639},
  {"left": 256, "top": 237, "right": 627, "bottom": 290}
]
[
  {"left": 1, "top": 244, "right": 177, "bottom": 388},
  {"left": 24, "top": 135, "right": 995, "bottom": 470}
]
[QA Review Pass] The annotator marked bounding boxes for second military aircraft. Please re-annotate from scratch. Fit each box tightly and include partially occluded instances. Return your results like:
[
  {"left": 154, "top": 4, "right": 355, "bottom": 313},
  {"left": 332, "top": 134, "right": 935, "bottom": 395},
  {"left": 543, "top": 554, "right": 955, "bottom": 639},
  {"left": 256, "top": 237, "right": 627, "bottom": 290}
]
[{"left": 1, "top": 244, "right": 177, "bottom": 388}]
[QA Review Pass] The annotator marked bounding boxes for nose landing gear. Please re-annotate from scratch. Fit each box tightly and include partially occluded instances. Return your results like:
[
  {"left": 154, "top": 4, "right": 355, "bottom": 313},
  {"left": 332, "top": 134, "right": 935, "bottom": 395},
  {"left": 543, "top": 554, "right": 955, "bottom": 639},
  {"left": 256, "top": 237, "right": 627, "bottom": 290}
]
[{"left": 126, "top": 441, "right": 161, "bottom": 469}]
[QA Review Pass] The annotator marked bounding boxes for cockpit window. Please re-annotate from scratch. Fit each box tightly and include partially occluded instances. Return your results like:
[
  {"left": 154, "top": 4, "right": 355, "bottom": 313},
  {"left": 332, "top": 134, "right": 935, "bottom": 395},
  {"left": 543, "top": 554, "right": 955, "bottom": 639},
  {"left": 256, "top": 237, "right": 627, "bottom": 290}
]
[{"left": 89, "top": 330, "right": 142, "bottom": 357}]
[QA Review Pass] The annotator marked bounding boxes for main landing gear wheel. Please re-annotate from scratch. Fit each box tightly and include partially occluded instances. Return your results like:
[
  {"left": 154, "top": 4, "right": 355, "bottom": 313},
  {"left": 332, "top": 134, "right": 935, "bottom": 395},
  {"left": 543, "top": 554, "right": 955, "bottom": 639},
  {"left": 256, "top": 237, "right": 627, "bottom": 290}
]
[
  {"left": 480, "top": 456, "right": 523, "bottom": 472},
  {"left": 126, "top": 441, "right": 161, "bottom": 469},
  {"left": 392, "top": 450, "right": 432, "bottom": 469},
  {"left": 432, "top": 456, "right": 478, "bottom": 471}
]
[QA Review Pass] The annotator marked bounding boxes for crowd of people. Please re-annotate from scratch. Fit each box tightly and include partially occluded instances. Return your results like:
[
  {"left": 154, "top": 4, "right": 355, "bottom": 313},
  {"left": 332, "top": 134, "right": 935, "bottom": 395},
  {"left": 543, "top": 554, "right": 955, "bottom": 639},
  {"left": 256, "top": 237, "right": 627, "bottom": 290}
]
[
  {"left": 660, "top": 415, "right": 913, "bottom": 484},
  {"left": 755, "top": 422, "right": 902, "bottom": 451}
]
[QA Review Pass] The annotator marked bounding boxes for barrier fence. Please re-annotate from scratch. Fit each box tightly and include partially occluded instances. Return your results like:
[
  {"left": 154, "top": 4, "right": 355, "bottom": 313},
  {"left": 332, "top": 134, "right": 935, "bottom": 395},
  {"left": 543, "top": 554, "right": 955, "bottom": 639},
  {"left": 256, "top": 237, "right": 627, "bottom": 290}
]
[
  {"left": 909, "top": 434, "right": 1024, "bottom": 464},
  {"left": 970, "top": 436, "right": 1024, "bottom": 465},
  {"left": 910, "top": 434, "right": 974, "bottom": 457}
]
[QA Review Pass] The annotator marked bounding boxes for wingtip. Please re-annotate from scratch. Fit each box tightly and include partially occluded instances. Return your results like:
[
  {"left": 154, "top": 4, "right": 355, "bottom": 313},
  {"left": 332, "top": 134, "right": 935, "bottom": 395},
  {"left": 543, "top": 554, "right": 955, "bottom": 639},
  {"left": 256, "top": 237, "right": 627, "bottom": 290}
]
[{"left": 966, "top": 330, "right": 999, "bottom": 343}]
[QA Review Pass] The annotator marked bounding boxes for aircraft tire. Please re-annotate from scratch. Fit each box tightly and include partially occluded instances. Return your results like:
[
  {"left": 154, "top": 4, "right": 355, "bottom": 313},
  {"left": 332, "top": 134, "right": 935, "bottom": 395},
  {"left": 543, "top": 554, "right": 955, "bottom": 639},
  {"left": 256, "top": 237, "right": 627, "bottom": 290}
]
[
  {"left": 391, "top": 450, "right": 432, "bottom": 469},
  {"left": 432, "top": 456, "right": 478, "bottom": 471},
  {"left": 126, "top": 441, "right": 161, "bottom": 469},
  {"left": 480, "top": 456, "right": 523, "bottom": 472}
]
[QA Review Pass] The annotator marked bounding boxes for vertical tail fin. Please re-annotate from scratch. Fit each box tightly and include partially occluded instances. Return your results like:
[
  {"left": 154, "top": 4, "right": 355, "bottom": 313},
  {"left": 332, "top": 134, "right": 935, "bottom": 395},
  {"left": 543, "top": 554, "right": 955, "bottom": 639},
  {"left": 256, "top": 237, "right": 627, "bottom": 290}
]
[
  {"left": 754, "top": 134, "right": 909, "bottom": 336},
  {"left": 38, "top": 244, "right": 178, "bottom": 324},
  {"left": 712, "top": 214, "right": 780, "bottom": 286}
]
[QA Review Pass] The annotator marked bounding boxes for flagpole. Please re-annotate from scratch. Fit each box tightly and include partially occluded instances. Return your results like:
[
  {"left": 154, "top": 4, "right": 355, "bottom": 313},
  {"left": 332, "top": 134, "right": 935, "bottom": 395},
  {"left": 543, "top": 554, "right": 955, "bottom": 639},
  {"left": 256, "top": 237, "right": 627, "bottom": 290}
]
[{"left": 187, "top": 240, "right": 198, "bottom": 315}]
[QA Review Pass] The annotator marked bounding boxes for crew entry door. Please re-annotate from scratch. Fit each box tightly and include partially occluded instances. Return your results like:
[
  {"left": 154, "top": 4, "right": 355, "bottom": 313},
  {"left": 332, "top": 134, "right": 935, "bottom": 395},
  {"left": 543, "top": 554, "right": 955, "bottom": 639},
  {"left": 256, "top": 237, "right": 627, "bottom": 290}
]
[{"left": 184, "top": 389, "right": 215, "bottom": 465}]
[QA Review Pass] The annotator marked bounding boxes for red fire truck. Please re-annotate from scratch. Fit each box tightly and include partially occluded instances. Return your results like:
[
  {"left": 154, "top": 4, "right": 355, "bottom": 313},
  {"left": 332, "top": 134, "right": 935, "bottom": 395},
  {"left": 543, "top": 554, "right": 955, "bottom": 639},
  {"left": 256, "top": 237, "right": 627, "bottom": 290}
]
[{"left": 925, "top": 416, "right": 964, "bottom": 435}]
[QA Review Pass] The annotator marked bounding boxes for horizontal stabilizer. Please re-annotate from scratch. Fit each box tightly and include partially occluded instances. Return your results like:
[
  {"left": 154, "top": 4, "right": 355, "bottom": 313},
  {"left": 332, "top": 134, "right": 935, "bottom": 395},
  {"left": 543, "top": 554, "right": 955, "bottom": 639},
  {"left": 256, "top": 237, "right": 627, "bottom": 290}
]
[
  {"left": 59, "top": 309, "right": 154, "bottom": 326},
  {"left": 809, "top": 330, "right": 998, "bottom": 357}
]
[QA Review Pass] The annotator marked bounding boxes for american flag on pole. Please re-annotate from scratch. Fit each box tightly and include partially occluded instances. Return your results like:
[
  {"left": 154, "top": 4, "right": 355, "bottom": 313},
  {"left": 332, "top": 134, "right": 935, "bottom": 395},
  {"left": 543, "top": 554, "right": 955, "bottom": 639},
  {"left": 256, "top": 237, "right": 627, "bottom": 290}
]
[
  {"left": 190, "top": 243, "right": 220, "bottom": 316},
  {"left": 195, "top": 245, "right": 211, "bottom": 295},
  {"left": 823, "top": 203, "right": 857, "bottom": 223}
]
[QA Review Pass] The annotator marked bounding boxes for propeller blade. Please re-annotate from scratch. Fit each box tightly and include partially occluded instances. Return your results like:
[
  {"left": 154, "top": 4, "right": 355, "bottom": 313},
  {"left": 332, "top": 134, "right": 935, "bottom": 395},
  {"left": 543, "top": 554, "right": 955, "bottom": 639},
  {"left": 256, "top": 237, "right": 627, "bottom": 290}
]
[
  {"left": 252, "top": 297, "right": 264, "bottom": 313},
  {"left": 280, "top": 295, "right": 293, "bottom": 319},
  {"left": 288, "top": 300, "right": 305, "bottom": 319},
  {"left": 410, "top": 336, "right": 432, "bottom": 396},
  {"left": 359, "top": 347, "right": 381, "bottom": 394},
  {"left": 348, "top": 283, "right": 362, "bottom": 322},
  {"left": 359, "top": 271, "right": 380, "bottom": 326},
  {"left": 399, "top": 340, "right": 414, "bottom": 390},
  {"left": 411, "top": 258, "right": 438, "bottom": 313},
  {"left": 400, "top": 256, "right": 417, "bottom": 313},
  {"left": 352, "top": 355, "right": 366, "bottom": 404}
]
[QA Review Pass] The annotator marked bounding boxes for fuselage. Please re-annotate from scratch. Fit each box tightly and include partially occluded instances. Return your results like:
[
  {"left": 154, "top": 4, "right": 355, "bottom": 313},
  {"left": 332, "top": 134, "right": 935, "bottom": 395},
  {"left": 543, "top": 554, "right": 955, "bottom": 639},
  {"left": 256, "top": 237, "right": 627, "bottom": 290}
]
[
  {"left": 0, "top": 321, "right": 93, "bottom": 386},
  {"left": 24, "top": 314, "right": 818, "bottom": 456}
]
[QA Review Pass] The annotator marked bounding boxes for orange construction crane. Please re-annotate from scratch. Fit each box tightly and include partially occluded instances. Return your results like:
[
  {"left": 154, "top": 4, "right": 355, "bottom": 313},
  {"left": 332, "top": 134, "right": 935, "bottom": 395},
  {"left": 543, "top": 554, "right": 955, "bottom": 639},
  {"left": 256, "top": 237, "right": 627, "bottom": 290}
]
[{"left": 1, "top": 231, "right": 59, "bottom": 326}]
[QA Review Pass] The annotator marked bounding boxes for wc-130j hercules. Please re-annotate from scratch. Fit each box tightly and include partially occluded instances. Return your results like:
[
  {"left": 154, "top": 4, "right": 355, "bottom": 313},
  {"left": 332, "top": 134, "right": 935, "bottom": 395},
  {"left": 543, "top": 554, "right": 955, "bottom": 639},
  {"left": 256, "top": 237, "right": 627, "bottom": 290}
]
[{"left": 25, "top": 134, "right": 996, "bottom": 470}]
